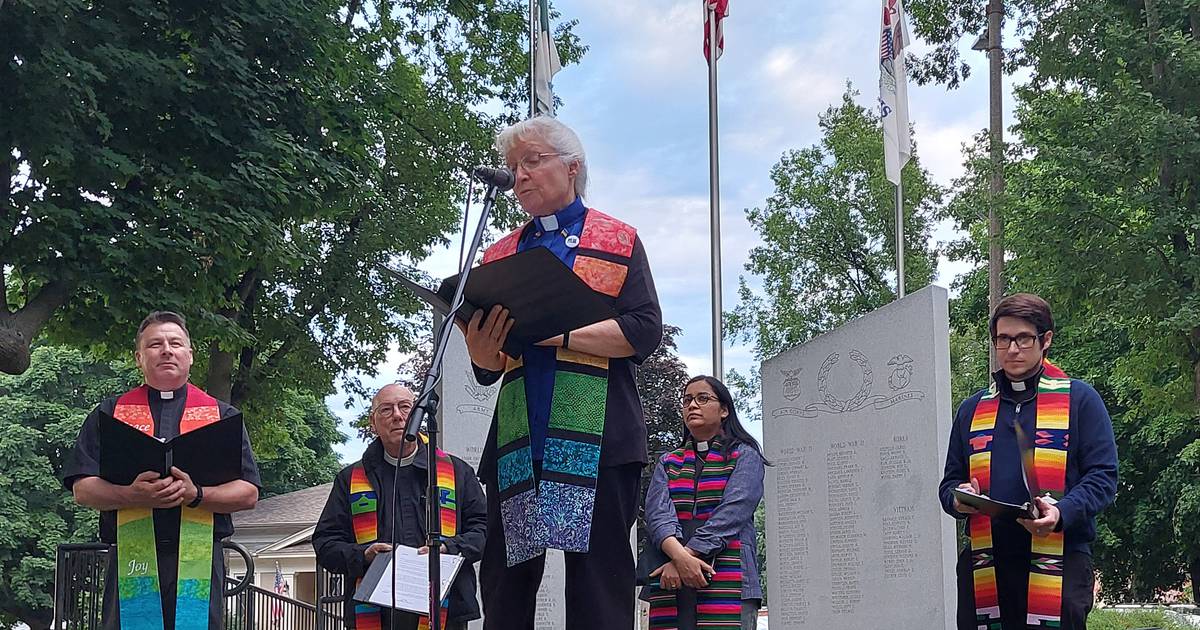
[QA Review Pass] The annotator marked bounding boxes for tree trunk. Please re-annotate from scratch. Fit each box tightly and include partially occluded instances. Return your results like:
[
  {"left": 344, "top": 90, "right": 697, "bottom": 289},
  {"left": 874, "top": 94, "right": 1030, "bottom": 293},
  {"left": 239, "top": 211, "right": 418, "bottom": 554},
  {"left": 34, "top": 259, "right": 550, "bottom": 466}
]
[
  {"left": 1144, "top": 0, "right": 1166, "bottom": 83},
  {"left": 203, "top": 269, "right": 260, "bottom": 401},
  {"left": 206, "top": 341, "right": 236, "bottom": 402},
  {"left": 0, "top": 279, "right": 74, "bottom": 374}
]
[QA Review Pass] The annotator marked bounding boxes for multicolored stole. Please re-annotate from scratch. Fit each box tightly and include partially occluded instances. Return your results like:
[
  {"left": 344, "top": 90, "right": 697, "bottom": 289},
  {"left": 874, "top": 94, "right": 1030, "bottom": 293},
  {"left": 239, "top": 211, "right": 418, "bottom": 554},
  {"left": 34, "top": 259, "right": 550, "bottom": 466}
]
[
  {"left": 647, "top": 441, "right": 744, "bottom": 630},
  {"left": 349, "top": 439, "right": 457, "bottom": 630},
  {"left": 482, "top": 208, "right": 636, "bottom": 566},
  {"left": 967, "top": 360, "right": 1071, "bottom": 629},
  {"left": 112, "top": 384, "right": 220, "bottom": 630}
]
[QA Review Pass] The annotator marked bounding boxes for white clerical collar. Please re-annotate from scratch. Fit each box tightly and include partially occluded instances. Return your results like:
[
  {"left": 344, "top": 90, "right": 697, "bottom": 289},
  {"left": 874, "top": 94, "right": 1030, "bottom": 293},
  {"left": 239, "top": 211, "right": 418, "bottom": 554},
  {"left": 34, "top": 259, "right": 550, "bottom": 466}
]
[
  {"left": 150, "top": 385, "right": 185, "bottom": 400},
  {"left": 537, "top": 214, "right": 559, "bottom": 232},
  {"left": 1012, "top": 380, "right": 1027, "bottom": 392},
  {"left": 695, "top": 440, "right": 710, "bottom": 453},
  {"left": 383, "top": 448, "right": 419, "bottom": 467}
]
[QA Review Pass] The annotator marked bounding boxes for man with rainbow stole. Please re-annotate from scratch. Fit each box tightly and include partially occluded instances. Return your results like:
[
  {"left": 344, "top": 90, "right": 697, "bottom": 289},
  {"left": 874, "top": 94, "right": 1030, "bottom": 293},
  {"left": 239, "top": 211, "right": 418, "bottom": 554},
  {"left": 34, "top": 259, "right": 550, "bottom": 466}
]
[
  {"left": 462, "top": 116, "right": 662, "bottom": 630},
  {"left": 313, "top": 383, "right": 487, "bottom": 630},
  {"left": 62, "top": 311, "right": 261, "bottom": 630},
  {"left": 939, "top": 294, "right": 1118, "bottom": 630}
]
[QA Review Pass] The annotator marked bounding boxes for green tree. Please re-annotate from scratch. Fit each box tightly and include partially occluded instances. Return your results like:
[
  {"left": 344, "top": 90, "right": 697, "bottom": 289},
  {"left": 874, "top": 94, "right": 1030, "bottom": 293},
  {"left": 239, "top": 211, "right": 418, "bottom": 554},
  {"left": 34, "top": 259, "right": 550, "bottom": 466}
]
[
  {"left": 250, "top": 389, "right": 346, "bottom": 498},
  {"left": 0, "top": 346, "right": 136, "bottom": 630},
  {"left": 0, "top": 0, "right": 584, "bottom": 412},
  {"left": 639, "top": 324, "right": 690, "bottom": 460},
  {"left": 932, "top": 0, "right": 1200, "bottom": 599},
  {"left": 728, "top": 87, "right": 942, "bottom": 362}
]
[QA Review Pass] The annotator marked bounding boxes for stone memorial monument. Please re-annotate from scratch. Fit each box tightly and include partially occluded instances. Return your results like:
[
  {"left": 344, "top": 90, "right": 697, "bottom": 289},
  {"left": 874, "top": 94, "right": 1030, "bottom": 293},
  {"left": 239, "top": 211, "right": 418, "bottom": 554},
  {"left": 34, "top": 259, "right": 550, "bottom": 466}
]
[{"left": 761, "top": 285, "right": 956, "bottom": 629}]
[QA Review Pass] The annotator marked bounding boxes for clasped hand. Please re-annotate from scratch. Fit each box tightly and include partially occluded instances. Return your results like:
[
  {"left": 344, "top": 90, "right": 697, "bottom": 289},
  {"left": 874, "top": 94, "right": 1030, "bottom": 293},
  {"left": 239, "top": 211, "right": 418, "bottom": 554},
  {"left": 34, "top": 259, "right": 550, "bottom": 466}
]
[
  {"left": 650, "top": 551, "right": 715, "bottom": 590},
  {"left": 126, "top": 466, "right": 198, "bottom": 509}
]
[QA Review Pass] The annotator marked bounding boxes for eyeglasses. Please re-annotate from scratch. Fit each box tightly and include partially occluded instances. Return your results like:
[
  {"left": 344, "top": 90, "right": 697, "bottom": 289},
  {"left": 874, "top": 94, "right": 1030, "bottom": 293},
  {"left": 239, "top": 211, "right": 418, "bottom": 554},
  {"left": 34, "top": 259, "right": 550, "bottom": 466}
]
[
  {"left": 508, "top": 152, "right": 564, "bottom": 173},
  {"left": 372, "top": 402, "right": 413, "bottom": 418},
  {"left": 680, "top": 393, "right": 719, "bottom": 408},
  {"left": 992, "top": 333, "right": 1043, "bottom": 350}
]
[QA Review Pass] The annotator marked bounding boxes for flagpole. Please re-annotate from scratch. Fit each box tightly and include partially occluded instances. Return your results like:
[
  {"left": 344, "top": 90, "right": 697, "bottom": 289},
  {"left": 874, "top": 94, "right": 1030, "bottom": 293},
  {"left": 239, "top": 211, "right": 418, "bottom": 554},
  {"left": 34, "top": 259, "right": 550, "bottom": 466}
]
[
  {"left": 707, "top": 2, "right": 723, "bottom": 379},
  {"left": 529, "top": 0, "right": 537, "bottom": 118},
  {"left": 895, "top": 181, "right": 905, "bottom": 298}
]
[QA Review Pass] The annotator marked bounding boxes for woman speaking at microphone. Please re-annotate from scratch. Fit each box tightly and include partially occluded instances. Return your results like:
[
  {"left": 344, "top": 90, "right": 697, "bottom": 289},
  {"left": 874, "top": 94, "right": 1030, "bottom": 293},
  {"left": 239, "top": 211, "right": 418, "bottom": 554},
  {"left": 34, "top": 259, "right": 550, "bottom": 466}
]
[{"left": 463, "top": 115, "right": 663, "bottom": 630}]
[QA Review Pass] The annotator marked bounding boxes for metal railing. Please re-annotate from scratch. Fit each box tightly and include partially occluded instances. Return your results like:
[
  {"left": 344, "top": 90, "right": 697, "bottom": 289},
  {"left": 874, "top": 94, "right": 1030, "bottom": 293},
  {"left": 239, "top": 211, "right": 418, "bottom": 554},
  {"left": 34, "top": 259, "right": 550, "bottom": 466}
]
[
  {"left": 314, "top": 564, "right": 346, "bottom": 630},
  {"left": 54, "top": 542, "right": 349, "bottom": 630},
  {"left": 224, "top": 577, "right": 317, "bottom": 630}
]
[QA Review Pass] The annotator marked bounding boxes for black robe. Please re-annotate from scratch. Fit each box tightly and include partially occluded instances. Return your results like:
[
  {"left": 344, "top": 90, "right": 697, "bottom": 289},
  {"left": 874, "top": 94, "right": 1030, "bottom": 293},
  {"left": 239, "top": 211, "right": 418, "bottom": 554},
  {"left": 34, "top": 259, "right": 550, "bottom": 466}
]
[{"left": 62, "top": 384, "right": 262, "bottom": 630}]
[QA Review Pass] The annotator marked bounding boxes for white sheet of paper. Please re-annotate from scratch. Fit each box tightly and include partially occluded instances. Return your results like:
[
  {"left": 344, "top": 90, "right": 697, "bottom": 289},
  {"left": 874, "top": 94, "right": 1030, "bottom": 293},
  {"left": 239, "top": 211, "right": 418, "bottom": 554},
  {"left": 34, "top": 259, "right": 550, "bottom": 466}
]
[{"left": 355, "top": 546, "right": 465, "bottom": 616}]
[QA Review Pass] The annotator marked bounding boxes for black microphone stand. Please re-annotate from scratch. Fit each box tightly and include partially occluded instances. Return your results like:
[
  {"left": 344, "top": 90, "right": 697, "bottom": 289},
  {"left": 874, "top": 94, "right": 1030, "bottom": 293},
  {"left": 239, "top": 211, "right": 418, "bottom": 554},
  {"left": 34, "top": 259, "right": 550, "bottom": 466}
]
[{"left": 393, "top": 174, "right": 507, "bottom": 630}]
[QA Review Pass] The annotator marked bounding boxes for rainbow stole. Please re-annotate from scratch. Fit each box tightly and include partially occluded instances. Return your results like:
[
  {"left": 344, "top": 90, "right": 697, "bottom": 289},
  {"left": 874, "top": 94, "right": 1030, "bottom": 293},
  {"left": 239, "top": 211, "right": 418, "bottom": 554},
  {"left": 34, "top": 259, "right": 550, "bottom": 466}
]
[
  {"left": 483, "top": 208, "right": 636, "bottom": 567},
  {"left": 647, "top": 443, "right": 744, "bottom": 630},
  {"left": 112, "top": 384, "right": 220, "bottom": 630},
  {"left": 349, "top": 439, "right": 457, "bottom": 630},
  {"left": 967, "top": 361, "right": 1070, "bottom": 629}
]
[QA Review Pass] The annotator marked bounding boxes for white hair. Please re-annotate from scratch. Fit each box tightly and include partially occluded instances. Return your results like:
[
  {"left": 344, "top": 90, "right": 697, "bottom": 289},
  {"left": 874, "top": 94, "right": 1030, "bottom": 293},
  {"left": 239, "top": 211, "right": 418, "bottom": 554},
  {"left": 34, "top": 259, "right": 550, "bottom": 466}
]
[{"left": 495, "top": 116, "right": 588, "bottom": 199}]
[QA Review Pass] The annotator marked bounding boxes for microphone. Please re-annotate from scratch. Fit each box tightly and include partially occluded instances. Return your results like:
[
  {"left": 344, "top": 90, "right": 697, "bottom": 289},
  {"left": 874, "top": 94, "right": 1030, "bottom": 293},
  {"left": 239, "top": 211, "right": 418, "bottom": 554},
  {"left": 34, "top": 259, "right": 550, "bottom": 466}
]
[{"left": 472, "top": 166, "right": 515, "bottom": 191}]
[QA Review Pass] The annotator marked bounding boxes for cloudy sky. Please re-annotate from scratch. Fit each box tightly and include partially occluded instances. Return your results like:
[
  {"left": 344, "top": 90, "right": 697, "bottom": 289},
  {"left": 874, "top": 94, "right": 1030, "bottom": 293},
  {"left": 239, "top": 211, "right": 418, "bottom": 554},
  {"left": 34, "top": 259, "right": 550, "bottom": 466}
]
[{"left": 329, "top": 0, "right": 1021, "bottom": 462}]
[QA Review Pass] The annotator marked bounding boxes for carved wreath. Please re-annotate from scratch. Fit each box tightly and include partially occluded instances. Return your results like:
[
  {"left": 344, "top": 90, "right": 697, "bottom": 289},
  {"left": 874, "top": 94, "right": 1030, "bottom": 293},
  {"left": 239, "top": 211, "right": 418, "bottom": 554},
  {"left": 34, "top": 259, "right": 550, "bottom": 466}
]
[{"left": 816, "top": 350, "right": 874, "bottom": 412}]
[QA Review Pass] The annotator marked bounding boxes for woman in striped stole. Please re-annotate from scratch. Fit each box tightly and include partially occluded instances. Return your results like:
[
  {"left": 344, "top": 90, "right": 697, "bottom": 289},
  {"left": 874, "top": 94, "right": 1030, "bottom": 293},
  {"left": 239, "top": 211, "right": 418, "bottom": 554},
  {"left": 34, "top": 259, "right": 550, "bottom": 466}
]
[{"left": 642, "top": 376, "right": 767, "bottom": 630}]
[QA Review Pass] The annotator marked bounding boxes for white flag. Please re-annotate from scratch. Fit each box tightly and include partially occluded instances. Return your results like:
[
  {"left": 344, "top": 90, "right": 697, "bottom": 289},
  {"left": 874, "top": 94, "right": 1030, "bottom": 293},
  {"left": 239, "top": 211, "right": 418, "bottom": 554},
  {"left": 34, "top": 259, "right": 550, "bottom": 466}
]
[
  {"left": 533, "top": 0, "right": 562, "bottom": 117},
  {"left": 879, "top": 0, "right": 911, "bottom": 185}
]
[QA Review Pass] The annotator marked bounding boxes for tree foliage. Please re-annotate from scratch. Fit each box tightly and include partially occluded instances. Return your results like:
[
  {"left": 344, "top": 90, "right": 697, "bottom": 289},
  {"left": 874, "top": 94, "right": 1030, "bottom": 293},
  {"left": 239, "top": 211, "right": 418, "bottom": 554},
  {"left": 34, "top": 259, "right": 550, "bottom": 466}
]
[
  {"left": 639, "top": 324, "right": 691, "bottom": 460},
  {"left": 0, "top": 346, "right": 133, "bottom": 630},
  {"left": 728, "top": 87, "right": 942, "bottom": 362},
  {"left": 0, "top": 0, "right": 584, "bottom": 413}
]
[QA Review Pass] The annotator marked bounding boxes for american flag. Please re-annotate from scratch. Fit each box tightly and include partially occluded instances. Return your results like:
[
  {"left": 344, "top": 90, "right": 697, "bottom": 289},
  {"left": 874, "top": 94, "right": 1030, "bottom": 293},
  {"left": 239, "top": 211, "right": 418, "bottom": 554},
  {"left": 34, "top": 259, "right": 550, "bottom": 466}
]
[
  {"left": 274, "top": 562, "right": 285, "bottom": 594},
  {"left": 703, "top": 0, "right": 729, "bottom": 63}
]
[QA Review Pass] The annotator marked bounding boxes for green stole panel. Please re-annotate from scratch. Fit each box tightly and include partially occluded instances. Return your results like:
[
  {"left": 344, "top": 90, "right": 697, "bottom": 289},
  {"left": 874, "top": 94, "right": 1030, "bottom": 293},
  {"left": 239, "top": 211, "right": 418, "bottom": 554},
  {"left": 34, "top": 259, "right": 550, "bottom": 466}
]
[
  {"left": 113, "top": 384, "right": 219, "bottom": 630},
  {"left": 482, "top": 208, "right": 636, "bottom": 566}
]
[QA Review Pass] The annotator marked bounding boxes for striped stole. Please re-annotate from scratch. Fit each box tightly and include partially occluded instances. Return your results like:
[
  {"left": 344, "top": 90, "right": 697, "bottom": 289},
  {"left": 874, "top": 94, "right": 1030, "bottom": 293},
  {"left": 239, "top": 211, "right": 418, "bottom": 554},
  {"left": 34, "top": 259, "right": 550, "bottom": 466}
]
[
  {"left": 112, "top": 384, "right": 221, "bottom": 630},
  {"left": 483, "top": 208, "right": 636, "bottom": 566},
  {"left": 647, "top": 442, "right": 744, "bottom": 630},
  {"left": 967, "top": 360, "right": 1071, "bottom": 629},
  {"left": 349, "top": 440, "right": 457, "bottom": 630}
]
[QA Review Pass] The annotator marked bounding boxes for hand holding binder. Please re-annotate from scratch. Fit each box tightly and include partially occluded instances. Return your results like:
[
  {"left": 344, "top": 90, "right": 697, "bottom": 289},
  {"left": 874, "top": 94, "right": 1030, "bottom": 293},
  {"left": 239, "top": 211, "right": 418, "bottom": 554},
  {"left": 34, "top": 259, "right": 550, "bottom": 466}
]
[
  {"left": 437, "top": 247, "right": 619, "bottom": 358},
  {"left": 99, "top": 411, "right": 244, "bottom": 489}
]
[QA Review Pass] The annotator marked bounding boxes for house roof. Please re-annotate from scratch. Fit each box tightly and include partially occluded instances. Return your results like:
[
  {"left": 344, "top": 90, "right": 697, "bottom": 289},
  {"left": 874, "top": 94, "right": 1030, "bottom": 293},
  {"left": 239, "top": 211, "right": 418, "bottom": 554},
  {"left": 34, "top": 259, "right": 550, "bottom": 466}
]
[
  {"left": 234, "top": 483, "right": 333, "bottom": 528},
  {"left": 254, "top": 525, "right": 316, "bottom": 557}
]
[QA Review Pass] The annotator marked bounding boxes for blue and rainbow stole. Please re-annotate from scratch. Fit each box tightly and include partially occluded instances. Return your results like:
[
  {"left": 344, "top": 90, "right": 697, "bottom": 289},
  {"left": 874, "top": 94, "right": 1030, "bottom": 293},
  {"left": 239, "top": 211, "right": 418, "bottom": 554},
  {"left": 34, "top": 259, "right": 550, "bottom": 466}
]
[
  {"left": 348, "top": 437, "right": 457, "bottom": 630},
  {"left": 113, "top": 384, "right": 220, "bottom": 630},
  {"left": 647, "top": 440, "right": 744, "bottom": 630},
  {"left": 967, "top": 360, "right": 1071, "bottom": 629},
  {"left": 483, "top": 208, "right": 636, "bottom": 566}
]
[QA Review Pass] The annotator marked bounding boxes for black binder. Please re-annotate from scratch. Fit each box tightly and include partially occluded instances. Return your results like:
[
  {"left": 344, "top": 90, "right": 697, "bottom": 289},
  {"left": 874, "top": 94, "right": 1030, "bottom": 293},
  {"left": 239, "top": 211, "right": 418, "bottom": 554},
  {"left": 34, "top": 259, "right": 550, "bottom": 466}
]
[
  {"left": 98, "top": 411, "right": 243, "bottom": 487},
  {"left": 436, "top": 247, "right": 619, "bottom": 357}
]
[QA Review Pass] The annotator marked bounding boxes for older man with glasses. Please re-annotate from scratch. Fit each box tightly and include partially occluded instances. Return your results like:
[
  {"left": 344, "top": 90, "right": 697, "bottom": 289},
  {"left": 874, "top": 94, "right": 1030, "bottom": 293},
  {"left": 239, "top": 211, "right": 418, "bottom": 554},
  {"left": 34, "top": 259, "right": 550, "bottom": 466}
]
[
  {"left": 939, "top": 293, "right": 1118, "bottom": 630},
  {"left": 462, "top": 116, "right": 663, "bottom": 630},
  {"left": 314, "top": 383, "right": 488, "bottom": 630}
]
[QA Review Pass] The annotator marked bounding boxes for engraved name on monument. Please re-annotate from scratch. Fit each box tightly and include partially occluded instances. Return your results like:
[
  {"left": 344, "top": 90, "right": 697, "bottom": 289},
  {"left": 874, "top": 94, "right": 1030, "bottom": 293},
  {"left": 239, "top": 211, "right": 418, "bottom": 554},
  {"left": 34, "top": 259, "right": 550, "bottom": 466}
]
[{"left": 762, "top": 285, "right": 956, "bottom": 630}]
